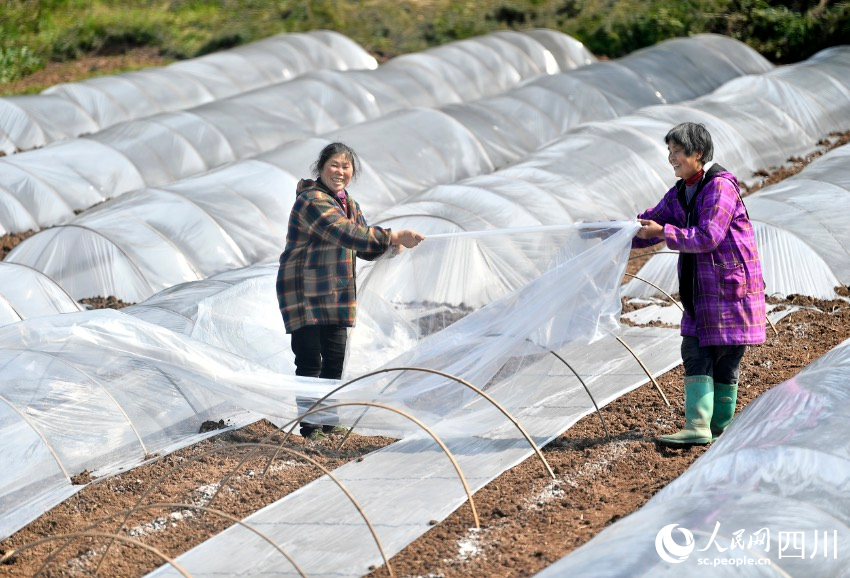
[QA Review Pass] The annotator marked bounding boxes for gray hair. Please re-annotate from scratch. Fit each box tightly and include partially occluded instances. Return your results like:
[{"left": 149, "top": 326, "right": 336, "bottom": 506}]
[
  {"left": 664, "top": 122, "right": 714, "bottom": 163},
  {"left": 312, "top": 142, "right": 359, "bottom": 180}
]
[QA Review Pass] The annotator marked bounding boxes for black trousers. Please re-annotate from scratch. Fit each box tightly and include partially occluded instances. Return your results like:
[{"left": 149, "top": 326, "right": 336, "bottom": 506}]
[
  {"left": 681, "top": 335, "right": 746, "bottom": 384},
  {"left": 290, "top": 325, "right": 348, "bottom": 433}
]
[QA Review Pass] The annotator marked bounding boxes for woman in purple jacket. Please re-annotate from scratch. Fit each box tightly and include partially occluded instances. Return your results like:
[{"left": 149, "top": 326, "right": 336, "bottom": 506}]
[{"left": 634, "top": 122, "right": 766, "bottom": 445}]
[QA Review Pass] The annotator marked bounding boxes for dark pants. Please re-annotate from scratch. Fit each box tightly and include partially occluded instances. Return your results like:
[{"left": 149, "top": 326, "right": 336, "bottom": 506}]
[
  {"left": 681, "top": 335, "right": 746, "bottom": 384},
  {"left": 290, "top": 325, "right": 348, "bottom": 434}
]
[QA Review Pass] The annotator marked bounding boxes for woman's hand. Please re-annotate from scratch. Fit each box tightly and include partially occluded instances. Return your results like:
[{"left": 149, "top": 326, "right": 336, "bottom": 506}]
[
  {"left": 391, "top": 229, "right": 425, "bottom": 248},
  {"left": 636, "top": 219, "right": 664, "bottom": 240}
]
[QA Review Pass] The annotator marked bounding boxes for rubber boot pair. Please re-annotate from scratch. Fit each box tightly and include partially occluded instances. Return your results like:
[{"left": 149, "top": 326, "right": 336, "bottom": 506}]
[{"left": 658, "top": 376, "right": 738, "bottom": 445}]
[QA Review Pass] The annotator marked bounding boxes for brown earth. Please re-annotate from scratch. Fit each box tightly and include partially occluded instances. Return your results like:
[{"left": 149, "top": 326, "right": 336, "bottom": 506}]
[
  {"left": 0, "top": 48, "right": 171, "bottom": 98},
  {"left": 1, "top": 55, "right": 850, "bottom": 578}
]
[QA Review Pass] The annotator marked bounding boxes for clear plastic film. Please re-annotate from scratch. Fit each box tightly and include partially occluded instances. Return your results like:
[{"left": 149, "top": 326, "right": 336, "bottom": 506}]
[
  {"left": 0, "top": 30, "right": 590, "bottom": 236},
  {"left": 0, "top": 222, "right": 641, "bottom": 540},
  {"left": 4, "top": 34, "right": 777, "bottom": 304}
]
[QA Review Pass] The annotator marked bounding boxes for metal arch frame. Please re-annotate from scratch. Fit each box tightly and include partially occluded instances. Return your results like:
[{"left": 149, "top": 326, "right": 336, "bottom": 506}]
[
  {"left": 32, "top": 501, "right": 305, "bottom": 578},
  {"left": 547, "top": 350, "right": 611, "bottom": 439},
  {"left": 1, "top": 531, "right": 191, "bottom": 577},
  {"left": 297, "top": 400, "right": 482, "bottom": 530},
  {"left": 93, "top": 443, "right": 394, "bottom": 577},
  {"left": 287, "top": 366, "right": 555, "bottom": 480},
  {"left": 622, "top": 272, "right": 683, "bottom": 311},
  {"left": 612, "top": 333, "right": 670, "bottom": 406}
]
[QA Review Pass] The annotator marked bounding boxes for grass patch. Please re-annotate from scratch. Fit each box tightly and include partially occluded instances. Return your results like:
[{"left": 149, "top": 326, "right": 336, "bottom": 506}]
[
  {"left": 1, "top": 0, "right": 848, "bottom": 93},
  {"left": 0, "top": 46, "right": 43, "bottom": 83}
]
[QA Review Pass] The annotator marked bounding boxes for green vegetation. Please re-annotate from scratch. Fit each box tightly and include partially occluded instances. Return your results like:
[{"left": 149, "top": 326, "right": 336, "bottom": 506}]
[
  {"left": 0, "top": 46, "right": 43, "bottom": 83},
  {"left": 1, "top": 0, "right": 848, "bottom": 91}
]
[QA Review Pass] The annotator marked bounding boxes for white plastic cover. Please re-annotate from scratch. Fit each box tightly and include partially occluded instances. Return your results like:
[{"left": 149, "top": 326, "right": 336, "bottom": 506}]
[
  {"left": 3, "top": 34, "right": 775, "bottom": 300},
  {"left": 0, "top": 30, "right": 594, "bottom": 234},
  {"left": 536, "top": 336, "right": 850, "bottom": 577},
  {"left": 0, "top": 222, "right": 652, "bottom": 542},
  {"left": 0, "top": 30, "right": 377, "bottom": 154}
]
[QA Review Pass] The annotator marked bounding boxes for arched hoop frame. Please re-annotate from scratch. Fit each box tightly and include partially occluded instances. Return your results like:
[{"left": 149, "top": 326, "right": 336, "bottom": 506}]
[
  {"left": 30, "top": 502, "right": 305, "bottom": 578},
  {"left": 89, "top": 443, "right": 392, "bottom": 577},
  {"left": 1, "top": 532, "right": 191, "bottom": 577},
  {"left": 547, "top": 351, "right": 611, "bottom": 439},
  {"left": 289, "top": 366, "right": 555, "bottom": 480},
  {"left": 298, "top": 401, "right": 482, "bottom": 529},
  {"left": 613, "top": 333, "right": 670, "bottom": 406}
]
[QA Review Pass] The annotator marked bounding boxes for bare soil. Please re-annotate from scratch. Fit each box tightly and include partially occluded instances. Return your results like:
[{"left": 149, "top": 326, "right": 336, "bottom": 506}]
[{"left": 1, "top": 55, "right": 850, "bottom": 578}]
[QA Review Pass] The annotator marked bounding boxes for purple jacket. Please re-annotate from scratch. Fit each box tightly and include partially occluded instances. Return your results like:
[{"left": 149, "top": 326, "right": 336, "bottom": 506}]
[{"left": 633, "top": 167, "right": 766, "bottom": 346}]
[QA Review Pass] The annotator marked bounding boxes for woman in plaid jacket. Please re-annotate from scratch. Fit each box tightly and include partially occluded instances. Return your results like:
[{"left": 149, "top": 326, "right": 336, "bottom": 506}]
[
  {"left": 276, "top": 142, "right": 424, "bottom": 440},
  {"left": 633, "top": 122, "right": 766, "bottom": 446}
]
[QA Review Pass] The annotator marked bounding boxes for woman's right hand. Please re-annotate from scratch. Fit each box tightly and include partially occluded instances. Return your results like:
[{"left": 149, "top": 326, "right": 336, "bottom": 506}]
[{"left": 391, "top": 229, "right": 425, "bottom": 248}]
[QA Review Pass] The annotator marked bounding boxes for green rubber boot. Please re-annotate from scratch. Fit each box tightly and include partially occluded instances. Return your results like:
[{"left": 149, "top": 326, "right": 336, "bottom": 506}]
[
  {"left": 657, "top": 375, "right": 713, "bottom": 446},
  {"left": 711, "top": 382, "right": 738, "bottom": 441}
]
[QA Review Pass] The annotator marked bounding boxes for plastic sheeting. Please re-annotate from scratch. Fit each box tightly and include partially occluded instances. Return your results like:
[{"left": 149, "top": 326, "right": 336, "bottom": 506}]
[
  {"left": 0, "top": 222, "right": 654, "bottom": 540},
  {"left": 0, "top": 263, "right": 81, "bottom": 326},
  {"left": 536, "top": 335, "right": 850, "bottom": 577},
  {"left": 373, "top": 46, "right": 850, "bottom": 237},
  {"left": 0, "top": 30, "right": 377, "bottom": 155},
  {"left": 0, "top": 29, "right": 594, "bottom": 236},
  {"left": 126, "top": 222, "right": 639, "bottom": 378},
  {"left": 3, "top": 35, "right": 775, "bottom": 301},
  {"left": 622, "top": 142, "right": 850, "bottom": 300},
  {"left": 140, "top": 223, "right": 685, "bottom": 578}
]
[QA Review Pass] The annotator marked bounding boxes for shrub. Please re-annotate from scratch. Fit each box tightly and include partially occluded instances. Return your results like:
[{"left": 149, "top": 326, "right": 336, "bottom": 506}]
[{"left": 0, "top": 46, "right": 44, "bottom": 83}]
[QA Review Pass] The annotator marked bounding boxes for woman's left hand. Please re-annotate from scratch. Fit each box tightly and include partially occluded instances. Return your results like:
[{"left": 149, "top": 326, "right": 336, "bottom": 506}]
[{"left": 636, "top": 219, "right": 664, "bottom": 239}]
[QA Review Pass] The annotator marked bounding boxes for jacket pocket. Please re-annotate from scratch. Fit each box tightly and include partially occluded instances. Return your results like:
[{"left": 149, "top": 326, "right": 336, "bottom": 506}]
[
  {"left": 714, "top": 260, "right": 746, "bottom": 299},
  {"left": 303, "top": 267, "right": 334, "bottom": 298}
]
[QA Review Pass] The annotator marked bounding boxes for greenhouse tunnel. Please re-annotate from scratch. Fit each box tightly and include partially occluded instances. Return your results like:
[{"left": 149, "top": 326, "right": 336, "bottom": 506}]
[
  {"left": 0, "top": 29, "right": 378, "bottom": 155},
  {"left": 0, "top": 29, "right": 593, "bottom": 234},
  {"left": 2, "top": 34, "right": 780, "bottom": 303},
  {"left": 0, "top": 27, "right": 848, "bottom": 577}
]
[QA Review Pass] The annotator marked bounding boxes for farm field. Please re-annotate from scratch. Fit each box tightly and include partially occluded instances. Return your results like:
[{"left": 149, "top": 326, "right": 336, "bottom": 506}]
[
  {"left": 2, "top": 11, "right": 850, "bottom": 576},
  {"left": 1, "top": 140, "right": 848, "bottom": 575}
]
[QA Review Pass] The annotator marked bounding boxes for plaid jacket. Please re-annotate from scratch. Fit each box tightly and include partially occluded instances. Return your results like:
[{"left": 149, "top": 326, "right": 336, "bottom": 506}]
[
  {"left": 276, "top": 179, "right": 391, "bottom": 333},
  {"left": 633, "top": 167, "right": 766, "bottom": 346}
]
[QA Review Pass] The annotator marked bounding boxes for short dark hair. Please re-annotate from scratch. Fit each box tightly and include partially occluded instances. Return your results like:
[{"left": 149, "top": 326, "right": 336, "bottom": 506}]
[
  {"left": 312, "top": 142, "right": 359, "bottom": 180},
  {"left": 664, "top": 122, "right": 713, "bottom": 163}
]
